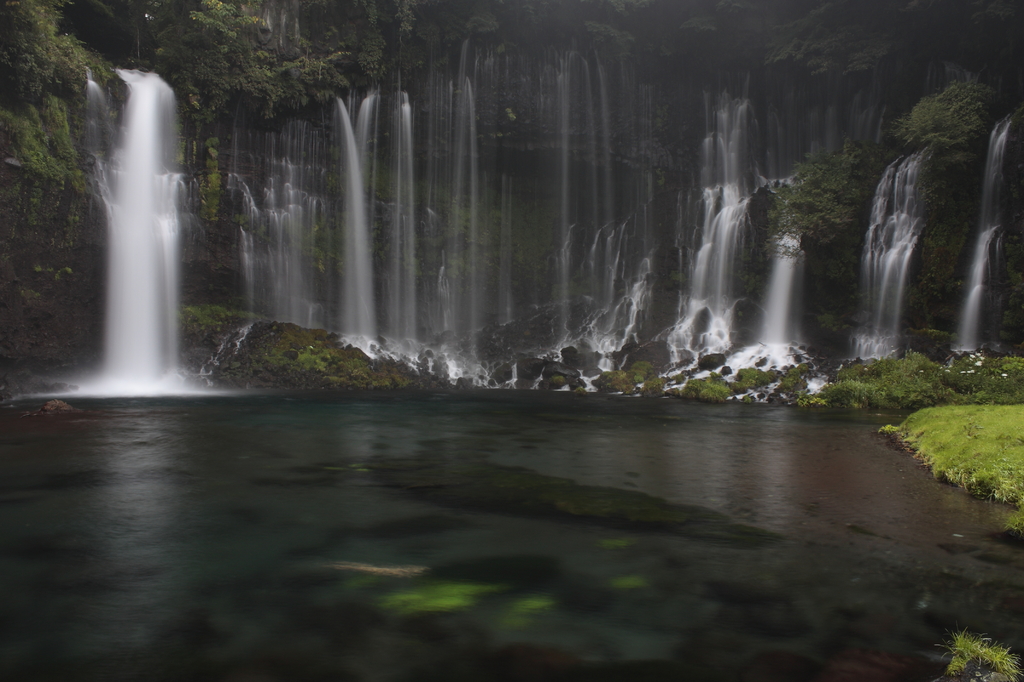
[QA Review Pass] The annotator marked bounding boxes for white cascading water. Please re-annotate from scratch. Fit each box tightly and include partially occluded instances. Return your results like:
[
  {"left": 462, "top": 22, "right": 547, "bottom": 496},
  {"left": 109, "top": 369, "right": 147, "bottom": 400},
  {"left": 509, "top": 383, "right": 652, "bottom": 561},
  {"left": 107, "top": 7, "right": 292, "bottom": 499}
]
[
  {"left": 852, "top": 151, "right": 926, "bottom": 358},
  {"left": 387, "top": 92, "right": 417, "bottom": 343},
  {"left": 667, "top": 93, "right": 754, "bottom": 363},
  {"left": 956, "top": 117, "right": 1011, "bottom": 351},
  {"left": 336, "top": 98, "right": 376, "bottom": 339},
  {"left": 232, "top": 121, "right": 326, "bottom": 328},
  {"left": 758, "top": 234, "right": 803, "bottom": 360},
  {"left": 95, "top": 71, "right": 183, "bottom": 393}
]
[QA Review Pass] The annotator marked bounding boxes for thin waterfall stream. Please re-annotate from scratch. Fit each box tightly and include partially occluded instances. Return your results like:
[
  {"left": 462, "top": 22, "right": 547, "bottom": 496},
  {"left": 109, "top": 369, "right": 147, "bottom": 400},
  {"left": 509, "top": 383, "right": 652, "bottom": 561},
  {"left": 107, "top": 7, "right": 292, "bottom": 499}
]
[
  {"left": 853, "top": 152, "right": 926, "bottom": 359},
  {"left": 957, "top": 117, "right": 1012, "bottom": 351}
]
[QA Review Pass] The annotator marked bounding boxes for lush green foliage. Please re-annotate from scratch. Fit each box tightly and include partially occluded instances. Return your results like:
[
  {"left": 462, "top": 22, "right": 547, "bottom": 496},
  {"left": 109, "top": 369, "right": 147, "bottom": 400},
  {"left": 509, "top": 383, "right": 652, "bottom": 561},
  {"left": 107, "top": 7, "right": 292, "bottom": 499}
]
[
  {"left": 770, "top": 141, "right": 890, "bottom": 324},
  {"left": 942, "top": 629, "right": 1021, "bottom": 680},
  {"left": 895, "top": 82, "right": 993, "bottom": 172},
  {"left": 0, "top": 0, "right": 94, "bottom": 103},
  {"left": 896, "top": 82, "right": 994, "bottom": 328},
  {"left": 817, "top": 352, "right": 1024, "bottom": 409},
  {"left": 766, "top": 0, "right": 896, "bottom": 74}
]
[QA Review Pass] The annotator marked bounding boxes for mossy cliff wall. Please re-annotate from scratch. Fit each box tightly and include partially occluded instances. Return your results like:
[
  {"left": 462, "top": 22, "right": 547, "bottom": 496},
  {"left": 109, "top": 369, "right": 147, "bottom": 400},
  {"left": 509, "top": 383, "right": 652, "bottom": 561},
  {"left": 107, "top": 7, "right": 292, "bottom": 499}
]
[{"left": 3, "top": 0, "right": 1024, "bottom": 377}]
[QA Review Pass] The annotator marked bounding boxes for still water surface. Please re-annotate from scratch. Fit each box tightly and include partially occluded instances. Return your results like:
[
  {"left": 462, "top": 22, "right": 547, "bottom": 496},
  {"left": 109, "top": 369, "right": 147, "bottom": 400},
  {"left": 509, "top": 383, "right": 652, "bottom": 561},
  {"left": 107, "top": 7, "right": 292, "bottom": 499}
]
[{"left": 1, "top": 391, "right": 1022, "bottom": 680}]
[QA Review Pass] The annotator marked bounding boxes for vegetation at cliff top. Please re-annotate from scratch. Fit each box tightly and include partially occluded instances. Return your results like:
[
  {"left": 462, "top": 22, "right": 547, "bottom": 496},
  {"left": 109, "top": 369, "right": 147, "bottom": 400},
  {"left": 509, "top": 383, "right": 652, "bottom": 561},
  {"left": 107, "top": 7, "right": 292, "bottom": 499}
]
[{"left": 770, "top": 141, "right": 891, "bottom": 325}]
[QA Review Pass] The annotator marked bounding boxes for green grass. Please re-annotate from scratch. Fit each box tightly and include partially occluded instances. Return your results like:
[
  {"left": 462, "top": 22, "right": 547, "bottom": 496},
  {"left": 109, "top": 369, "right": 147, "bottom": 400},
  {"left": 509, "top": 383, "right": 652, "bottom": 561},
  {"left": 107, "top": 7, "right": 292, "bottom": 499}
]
[
  {"left": 817, "top": 352, "right": 1024, "bottom": 409},
  {"left": 899, "top": 405, "right": 1024, "bottom": 533},
  {"left": 942, "top": 629, "right": 1021, "bottom": 680}
]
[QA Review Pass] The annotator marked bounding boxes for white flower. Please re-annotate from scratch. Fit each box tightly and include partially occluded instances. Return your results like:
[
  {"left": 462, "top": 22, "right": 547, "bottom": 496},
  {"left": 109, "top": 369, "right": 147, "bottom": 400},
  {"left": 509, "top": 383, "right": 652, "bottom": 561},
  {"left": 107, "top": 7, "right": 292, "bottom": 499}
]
[{"left": 1003, "top": 373, "right": 1009, "bottom": 377}]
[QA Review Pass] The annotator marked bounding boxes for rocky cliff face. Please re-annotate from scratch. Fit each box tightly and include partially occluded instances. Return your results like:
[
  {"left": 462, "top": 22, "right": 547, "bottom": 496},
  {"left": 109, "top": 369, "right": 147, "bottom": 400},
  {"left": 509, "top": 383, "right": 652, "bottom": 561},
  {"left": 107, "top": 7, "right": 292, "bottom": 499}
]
[{"left": 0, "top": 128, "right": 105, "bottom": 375}]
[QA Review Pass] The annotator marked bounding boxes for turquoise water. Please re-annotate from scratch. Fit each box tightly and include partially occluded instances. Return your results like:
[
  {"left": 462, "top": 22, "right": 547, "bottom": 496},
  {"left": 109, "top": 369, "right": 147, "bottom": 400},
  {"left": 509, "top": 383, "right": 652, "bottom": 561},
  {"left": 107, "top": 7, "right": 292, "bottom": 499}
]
[{"left": 1, "top": 391, "right": 1021, "bottom": 681}]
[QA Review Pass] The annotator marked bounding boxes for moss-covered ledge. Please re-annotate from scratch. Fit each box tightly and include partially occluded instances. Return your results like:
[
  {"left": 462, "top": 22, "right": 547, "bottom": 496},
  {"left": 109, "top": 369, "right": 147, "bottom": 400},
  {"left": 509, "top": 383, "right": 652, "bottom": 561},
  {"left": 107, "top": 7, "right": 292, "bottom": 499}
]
[{"left": 200, "top": 319, "right": 424, "bottom": 390}]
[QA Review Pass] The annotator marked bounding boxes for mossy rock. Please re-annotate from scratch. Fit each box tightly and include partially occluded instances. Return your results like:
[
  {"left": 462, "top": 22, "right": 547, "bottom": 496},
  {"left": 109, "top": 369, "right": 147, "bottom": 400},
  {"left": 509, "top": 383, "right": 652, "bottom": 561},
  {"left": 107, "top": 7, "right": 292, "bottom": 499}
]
[
  {"left": 640, "top": 377, "right": 665, "bottom": 397},
  {"left": 594, "top": 370, "right": 637, "bottom": 394},
  {"left": 368, "top": 457, "right": 780, "bottom": 547},
  {"left": 730, "top": 367, "right": 777, "bottom": 394},
  {"left": 211, "top": 320, "right": 421, "bottom": 390},
  {"left": 679, "top": 377, "right": 731, "bottom": 403}
]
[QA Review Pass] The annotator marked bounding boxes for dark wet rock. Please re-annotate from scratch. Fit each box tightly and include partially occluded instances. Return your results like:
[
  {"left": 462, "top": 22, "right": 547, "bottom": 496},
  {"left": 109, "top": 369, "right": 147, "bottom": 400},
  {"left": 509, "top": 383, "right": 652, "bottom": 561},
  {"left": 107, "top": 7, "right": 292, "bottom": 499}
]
[
  {"left": 704, "top": 581, "right": 791, "bottom": 605},
  {"left": 430, "top": 555, "right": 560, "bottom": 590},
  {"left": 541, "top": 361, "right": 584, "bottom": 390},
  {"left": 698, "top": 353, "right": 727, "bottom": 371},
  {"left": 487, "top": 643, "right": 581, "bottom": 682},
  {"left": 813, "top": 648, "right": 943, "bottom": 682},
  {"left": 362, "top": 514, "right": 474, "bottom": 539},
  {"left": 613, "top": 341, "right": 673, "bottom": 375},
  {"left": 720, "top": 365, "right": 732, "bottom": 376},
  {"left": 1, "top": 369, "right": 80, "bottom": 401},
  {"left": 542, "top": 361, "right": 580, "bottom": 381},
  {"left": 938, "top": 543, "right": 981, "bottom": 555},
  {"left": 558, "top": 577, "right": 616, "bottom": 612},
  {"left": 739, "top": 651, "right": 820, "bottom": 682},
  {"left": 369, "top": 457, "right": 781, "bottom": 547},
  {"left": 491, "top": 362, "right": 514, "bottom": 383},
  {"left": 25, "top": 399, "right": 81, "bottom": 416},
  {"left": 516, "top": 357, "right": 546, "bottom": 381},
  {"left": 560, "top": 659, "right": 719, "bottom": 682},
  {"left": 721, "top": 600, "right": 810, "bottom": 637},
  {"left": 705, "top": 581, "right": 810, "bottom": 636},
  {"left": 560, "top": 346, "right": 582, "bottom": 368}
]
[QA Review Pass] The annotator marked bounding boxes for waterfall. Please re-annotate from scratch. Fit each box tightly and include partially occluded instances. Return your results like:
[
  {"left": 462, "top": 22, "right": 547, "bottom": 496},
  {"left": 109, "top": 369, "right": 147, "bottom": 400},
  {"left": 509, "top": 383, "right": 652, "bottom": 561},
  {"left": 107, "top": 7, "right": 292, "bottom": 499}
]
[
  {"left": 231, "top": 121, "right": 327, "bottom": 328},
  {"left": 387, "top": 92, "right": 417, "bottom": 342},
  {"left": 557, "top": 56, "right": 573, "bottom": 334},
  {"left": 668, "top": 93, "right": 755, "bottom": 362},
  {"left": 95, "top": 71, "right": 182, "bottom": 392},
  {"left": 762, "top": 235, "right": 802, "bottom": 346},
  {"left": 335, "top": 98, "right": 376, "bottom": 339},
  {"left": 852, "top": 152, "right": 926, "bottom": 358},
  {"left": 498, "top": 174, "right": 513, "bottom": 325},
  {"left": 957, "top": 117, "right": 1011, "bottom": 351}
]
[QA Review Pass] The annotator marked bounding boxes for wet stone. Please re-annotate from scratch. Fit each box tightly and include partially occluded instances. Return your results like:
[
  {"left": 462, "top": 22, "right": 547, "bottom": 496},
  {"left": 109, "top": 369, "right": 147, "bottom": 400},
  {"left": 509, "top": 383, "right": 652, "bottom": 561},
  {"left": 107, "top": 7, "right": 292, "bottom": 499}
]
[
  {"left": 739, "top": 650, "right": 820, "bottom": 682},
  {"left": 813, "top": 648, "right": 943, "bottom": 682}
]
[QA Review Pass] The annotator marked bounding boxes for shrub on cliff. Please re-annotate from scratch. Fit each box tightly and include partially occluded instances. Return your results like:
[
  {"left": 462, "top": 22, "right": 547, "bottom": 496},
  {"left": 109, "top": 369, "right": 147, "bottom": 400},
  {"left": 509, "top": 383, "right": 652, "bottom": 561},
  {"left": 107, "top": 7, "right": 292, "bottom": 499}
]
[{"left": 770, "top": 140, "right": 890, "bottom": 325}]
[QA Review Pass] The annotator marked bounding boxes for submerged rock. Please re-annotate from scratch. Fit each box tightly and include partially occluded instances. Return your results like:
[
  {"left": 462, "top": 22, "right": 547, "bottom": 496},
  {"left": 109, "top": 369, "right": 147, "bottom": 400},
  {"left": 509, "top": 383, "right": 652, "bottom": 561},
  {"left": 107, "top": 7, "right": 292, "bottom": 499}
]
[{"left": 369, "top": 457, "right": 781, "bottom": 547}]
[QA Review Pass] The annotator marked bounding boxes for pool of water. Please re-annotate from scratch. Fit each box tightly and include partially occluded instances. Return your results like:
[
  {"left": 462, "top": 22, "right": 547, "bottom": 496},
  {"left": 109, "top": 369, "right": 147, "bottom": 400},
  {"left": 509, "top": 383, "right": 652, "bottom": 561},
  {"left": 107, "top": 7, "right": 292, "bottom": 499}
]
[{"left": 1, "top": 391, "right": 1022, "bottom": 681}]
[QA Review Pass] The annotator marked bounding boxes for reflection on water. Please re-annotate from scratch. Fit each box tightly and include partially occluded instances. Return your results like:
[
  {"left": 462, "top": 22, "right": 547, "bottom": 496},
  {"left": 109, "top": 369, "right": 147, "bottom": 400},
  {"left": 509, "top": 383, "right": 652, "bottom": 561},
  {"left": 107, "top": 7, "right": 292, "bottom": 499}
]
[
  {"left": 0, "top": 392, "right": 1022, "bottom": 681},
  {"left": 87, "top": 414, "right": 184, "bottom": 651}
]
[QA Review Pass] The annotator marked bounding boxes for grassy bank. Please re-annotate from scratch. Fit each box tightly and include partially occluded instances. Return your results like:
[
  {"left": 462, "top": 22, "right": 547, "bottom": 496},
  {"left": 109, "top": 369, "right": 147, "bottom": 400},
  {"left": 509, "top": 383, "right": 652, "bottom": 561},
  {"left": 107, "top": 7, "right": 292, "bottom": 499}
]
[{"left": 898, "top": 405, "right": 1024, "bottom": 532}]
